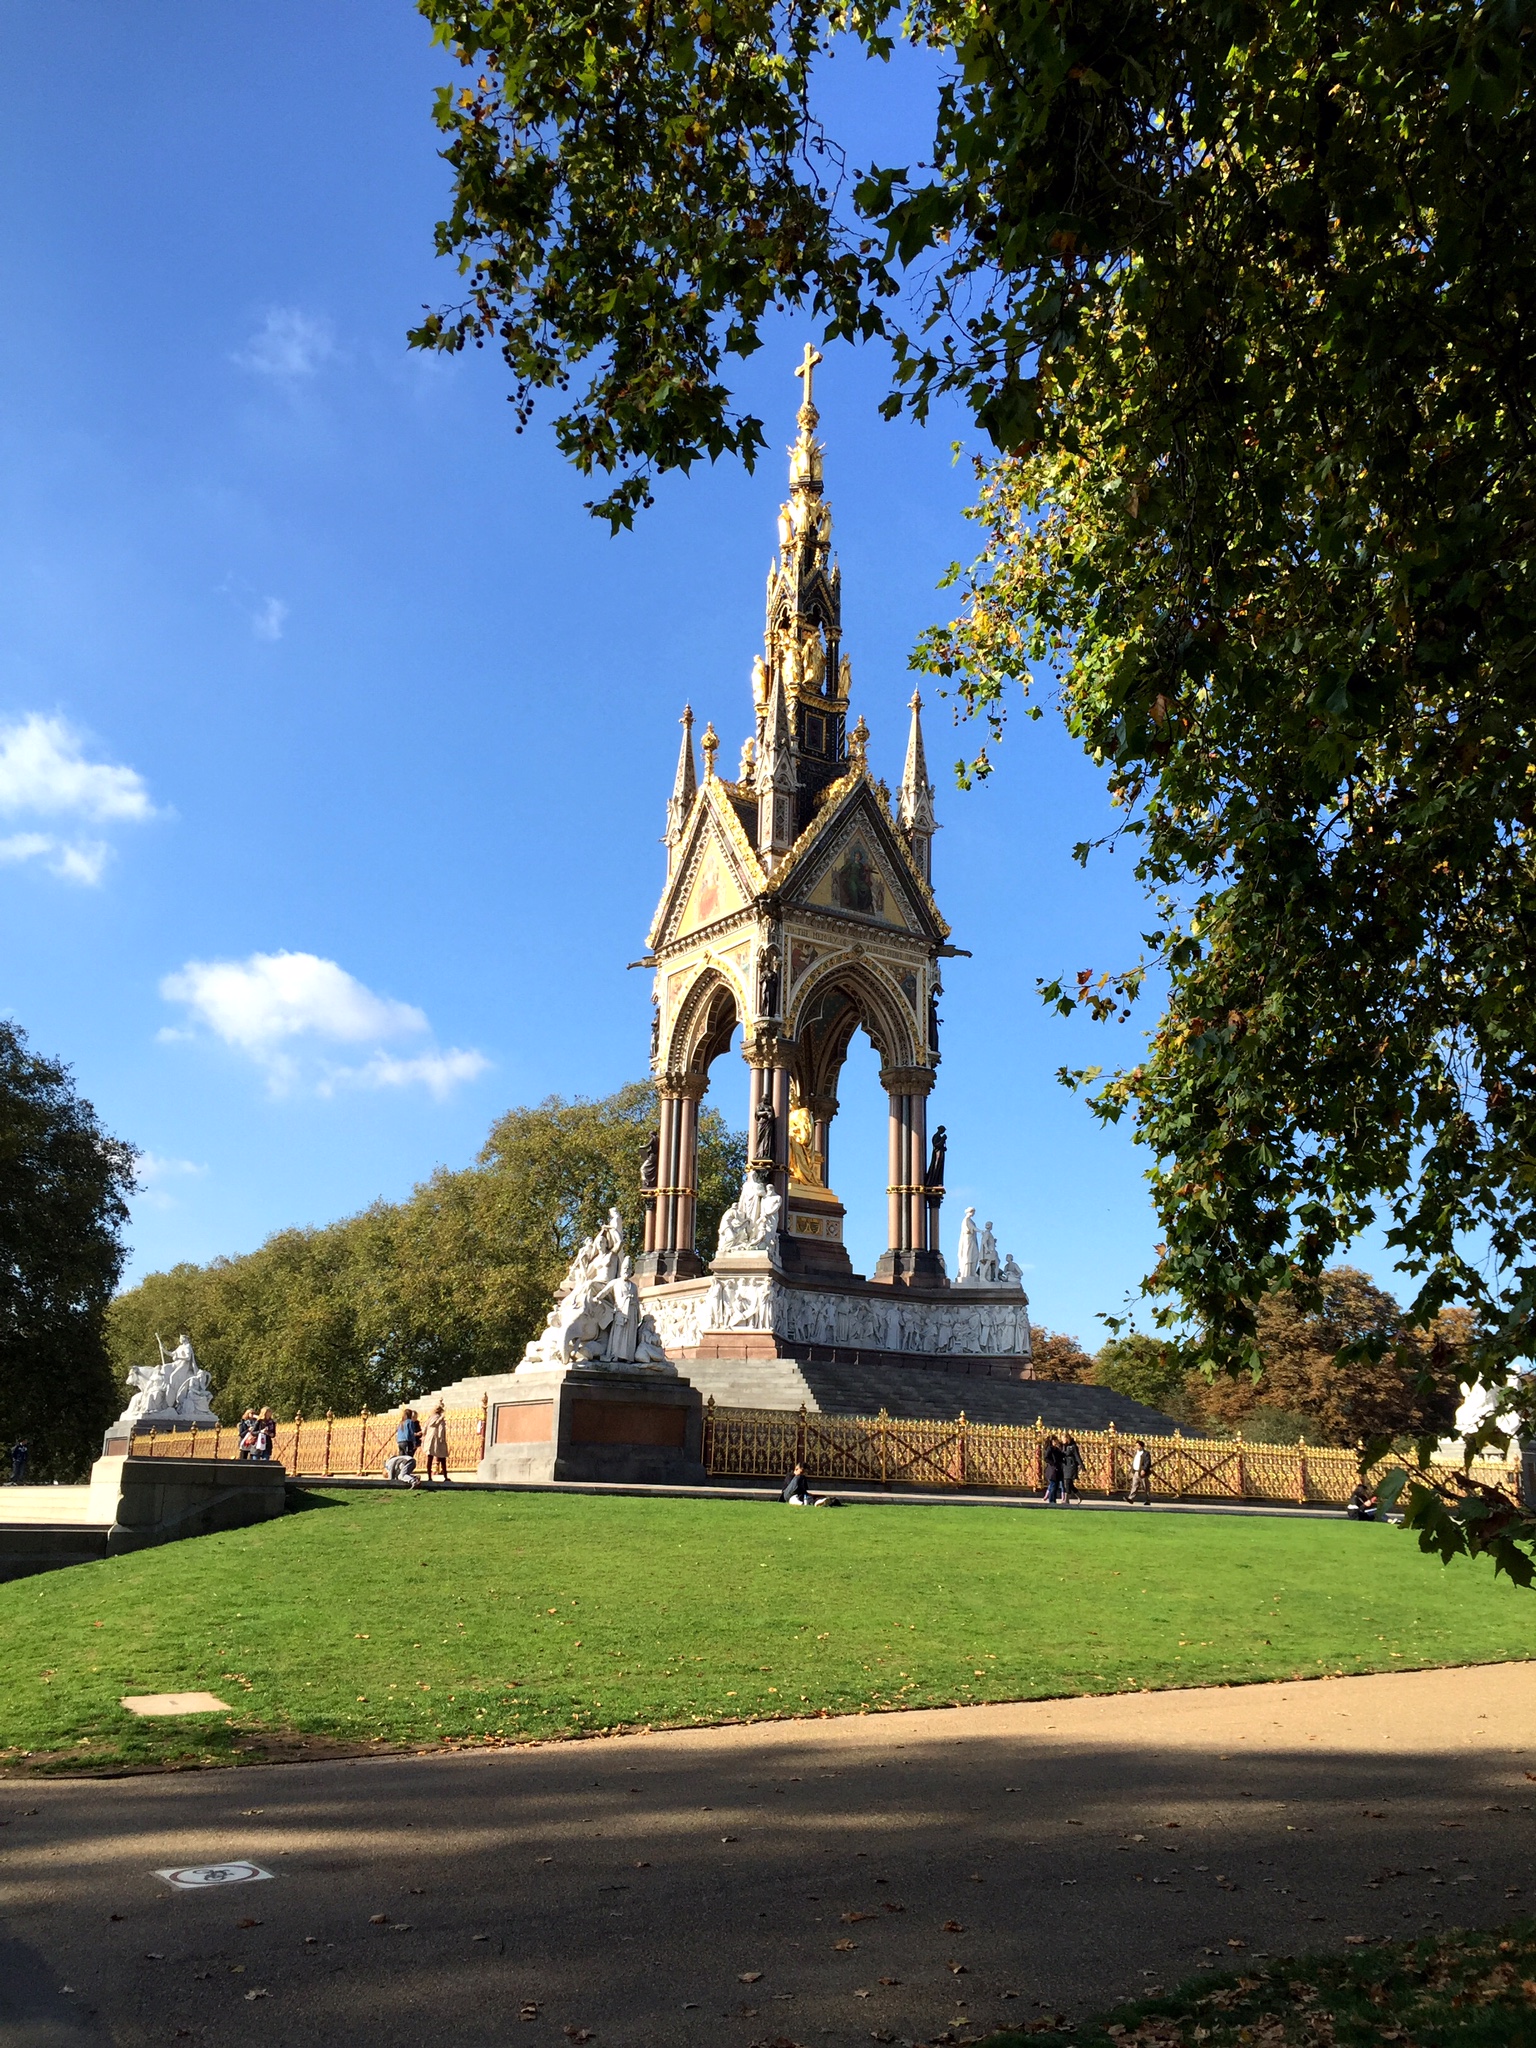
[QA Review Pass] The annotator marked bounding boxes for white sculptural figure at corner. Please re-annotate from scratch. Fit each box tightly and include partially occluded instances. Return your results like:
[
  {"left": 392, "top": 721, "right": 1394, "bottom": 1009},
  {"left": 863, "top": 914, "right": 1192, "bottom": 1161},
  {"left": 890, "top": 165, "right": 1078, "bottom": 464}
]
[
  {"left": 520, "top": 1209, "right": 674, "bottom": 1371},
  {"left": 956, "top": 1206, "right": 1022, "bottom": 1290},
  {"left": 714, "top": 1170, "right": 783, "bottom": 1257},
  {"left": 117, "top": 1331, "right": 219, "bottom": 1428}
]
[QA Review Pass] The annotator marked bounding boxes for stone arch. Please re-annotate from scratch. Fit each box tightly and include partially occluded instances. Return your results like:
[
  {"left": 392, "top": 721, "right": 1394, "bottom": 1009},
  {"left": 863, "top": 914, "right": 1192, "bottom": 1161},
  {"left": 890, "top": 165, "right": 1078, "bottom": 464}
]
[
  {"left": 665, "top": 962, "right": 744, "bottom": 1084},
  {"left": 787, "top": 955, "right": 921, "bottom": 1081}
]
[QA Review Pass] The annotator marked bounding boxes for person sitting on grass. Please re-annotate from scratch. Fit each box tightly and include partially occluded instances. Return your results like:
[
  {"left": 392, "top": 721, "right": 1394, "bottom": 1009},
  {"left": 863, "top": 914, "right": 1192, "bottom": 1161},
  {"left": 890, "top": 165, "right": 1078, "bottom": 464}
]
[
  {"left": 1346, "top": 1481, "right": 1379, "bottom": 1521},
  {"left": 781, "top": 1462, "right": 821, "bottom": 1507}
]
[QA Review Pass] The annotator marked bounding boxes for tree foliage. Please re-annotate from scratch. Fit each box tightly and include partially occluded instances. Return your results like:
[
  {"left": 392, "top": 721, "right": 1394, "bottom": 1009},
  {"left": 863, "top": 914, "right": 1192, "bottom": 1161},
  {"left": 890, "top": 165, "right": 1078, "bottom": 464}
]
[
  {"left": 412, "top": 0, "right": 1536, "bottom": 1574},
  {"left": 108, "top": 1084, "right": 744, "bottom": 1424},
  {"left": 0, "top": 1021, "right": 136, "bottom": 1479}
]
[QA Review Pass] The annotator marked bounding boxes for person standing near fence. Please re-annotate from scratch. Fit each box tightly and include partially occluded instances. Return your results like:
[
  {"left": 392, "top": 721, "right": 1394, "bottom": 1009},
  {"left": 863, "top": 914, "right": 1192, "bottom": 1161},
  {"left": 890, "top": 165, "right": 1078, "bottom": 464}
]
[
  {"left": 1128, "top": 1440, "right": 1153, "bottom": 1505},
  {"left": 386, "top": 1406, "right": 423, "bottom": 1487},
  {"left": 9, "top": 1437, "right": 28, "bottom": 1485},
  {"left": 236, "top": 1409, "right": 259, "bottom": 1460},
  {"left": 1042, "top": 1436, "right": 1065, "bottom": 1505},
  {"left": 252, "top": 1409, "right": 276, "bottom": 1462},
  {"left": 1060, "top": 1435, "right": 1082, "bottom": 1506},
  {"left": 420, "top": 1401, "right": 450, "bottom": 1485}
]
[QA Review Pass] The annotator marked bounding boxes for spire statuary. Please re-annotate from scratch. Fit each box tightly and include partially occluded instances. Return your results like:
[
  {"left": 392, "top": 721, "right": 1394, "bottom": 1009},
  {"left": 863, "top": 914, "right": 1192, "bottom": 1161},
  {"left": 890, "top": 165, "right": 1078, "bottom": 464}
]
[
  {"left": 664, "top": 705, "right": 697, "bottom": 865},
  {"left": 898, "top": 690, "right": 938, "bottom": 883}
]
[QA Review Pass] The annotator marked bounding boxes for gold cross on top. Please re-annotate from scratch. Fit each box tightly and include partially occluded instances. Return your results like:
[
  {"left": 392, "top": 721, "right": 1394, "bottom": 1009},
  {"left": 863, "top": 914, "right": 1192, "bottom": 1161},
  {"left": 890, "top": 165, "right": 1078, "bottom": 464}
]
[{"left": 794, "top": 341, "right": 823, "bottom": 412}]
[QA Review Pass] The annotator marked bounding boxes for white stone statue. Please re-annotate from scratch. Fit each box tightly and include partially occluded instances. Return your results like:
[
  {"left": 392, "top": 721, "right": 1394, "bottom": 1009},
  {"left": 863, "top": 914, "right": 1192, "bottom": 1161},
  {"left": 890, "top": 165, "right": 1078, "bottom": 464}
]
[
  {"left": 957, "top": 1207, "right": 980, "bottom": 1282},
  {"left": 715, "top": 1171, "right": 783, "bottom": 1256},
  {"left": 520, "top": 1227, "right": 673, "bottom": 1371},
  {"left": 1001, "top": 1253, "right": 1023, "bottom": 1287},
  {"left": 117, "top": 1332, "right": 219, "bottom": 1428},
  {"left": 978, "top": 1221, "right": 1000, "bottom": 1283}
]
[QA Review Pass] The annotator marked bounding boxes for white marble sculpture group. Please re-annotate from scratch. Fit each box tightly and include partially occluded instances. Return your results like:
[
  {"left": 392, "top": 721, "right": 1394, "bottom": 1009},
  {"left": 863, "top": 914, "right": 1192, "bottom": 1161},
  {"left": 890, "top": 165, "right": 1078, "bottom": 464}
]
[
  {"left": 955, "top": 1206, "right": 1022, "bottom": 1287},
  {"left": 116, "top": 1333, "right": 219, "bottom": 1428},
  {"left": 714, "top": 1170, "right": 783, "bottom": 1256},
  {"left": 520, "top": 1207, "right": 673, "bottom": 1371}
]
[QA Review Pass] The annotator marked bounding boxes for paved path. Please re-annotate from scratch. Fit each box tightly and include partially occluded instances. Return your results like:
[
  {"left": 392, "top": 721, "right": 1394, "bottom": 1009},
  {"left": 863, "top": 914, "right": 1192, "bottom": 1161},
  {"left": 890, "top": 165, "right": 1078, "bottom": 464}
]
[{"left": 3, "top": 1664, "right": 1534, "bottom": 2048}]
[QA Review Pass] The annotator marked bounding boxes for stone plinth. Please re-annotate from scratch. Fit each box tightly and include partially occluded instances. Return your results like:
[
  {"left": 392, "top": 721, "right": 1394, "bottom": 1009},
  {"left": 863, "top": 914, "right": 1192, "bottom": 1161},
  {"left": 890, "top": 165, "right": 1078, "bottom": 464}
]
[
  {"left": 640, "top": 1263, "right": 1032, "bottom": 1373},
  {"left": 479, "top": 1367, "right": 707, "bottom": 1486}
]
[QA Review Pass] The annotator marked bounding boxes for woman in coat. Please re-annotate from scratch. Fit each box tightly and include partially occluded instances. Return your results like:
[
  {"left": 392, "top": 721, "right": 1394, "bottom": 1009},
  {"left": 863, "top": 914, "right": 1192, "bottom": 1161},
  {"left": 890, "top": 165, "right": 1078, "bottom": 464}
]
[
  {"left": 420, "top": 1401, "right": 451, "bottom": 1485},
  {"left": 1060, "top": 1435, "right": 1082, "bottom": 1505}
]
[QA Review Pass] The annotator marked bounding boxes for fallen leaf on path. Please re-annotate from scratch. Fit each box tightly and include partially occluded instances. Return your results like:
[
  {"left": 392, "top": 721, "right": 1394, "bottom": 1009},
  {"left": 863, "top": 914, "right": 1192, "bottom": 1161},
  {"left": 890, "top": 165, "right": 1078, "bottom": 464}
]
[
  {"left": 519, "top": 2004, "right": 540, "bottom": 2022},
  {"left": 368, "top": 1914, "right": 388, "bottom": 1925},
  {"left": 244, "top": 1989, "right": 268, "bottom": 2001},
  {"left": 1226, "top": 1939, "right": 1247, "bottom": 1950},
  {"left": 1344, "top": 1935, "right": 1368, "bottom": 1946},
  {"left": 948, "top": 1961, "right": 968, "bottom": 1975},
  {"left": 833, "top": 1938, "right": 856, "bottom": 1951},
  {"left": 236, "top": 1918, "right": 261, "bottom": 1929},
  {"left": 740, "top": 1972, "right": 763, "bottom": 1983},
  {"left": 881, "top": 1902, "right": 904, "bottom": 1913},
  {"left": 942, "top": 1920, "right": 965, "bottom": 1932},
  {"left": 841, "top": 1912, "right": 874, "bottom": 1923},
  {"left": 563, "top": 2029, "right": 595, "bottom": 2043}
]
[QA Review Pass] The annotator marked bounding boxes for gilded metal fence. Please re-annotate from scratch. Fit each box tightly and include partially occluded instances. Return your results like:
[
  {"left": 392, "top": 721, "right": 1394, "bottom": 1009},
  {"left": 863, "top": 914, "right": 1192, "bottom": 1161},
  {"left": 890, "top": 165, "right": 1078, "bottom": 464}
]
[
  {"left": 131, "top": 1395, "right": 1521, "bottom": 1508},
  {"left": 131, "top": 1402, "right": 488, "bottom": 1476},
  {"left": 698, "top": 1403, "right": 1523, "bottom": 1507}
]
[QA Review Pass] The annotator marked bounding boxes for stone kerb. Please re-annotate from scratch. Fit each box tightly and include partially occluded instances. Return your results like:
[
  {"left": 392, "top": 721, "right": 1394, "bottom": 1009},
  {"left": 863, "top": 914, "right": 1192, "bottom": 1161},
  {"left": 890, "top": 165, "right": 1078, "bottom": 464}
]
[{"left": 104, "top": 1454, "right": 288, "bottom": 1554}]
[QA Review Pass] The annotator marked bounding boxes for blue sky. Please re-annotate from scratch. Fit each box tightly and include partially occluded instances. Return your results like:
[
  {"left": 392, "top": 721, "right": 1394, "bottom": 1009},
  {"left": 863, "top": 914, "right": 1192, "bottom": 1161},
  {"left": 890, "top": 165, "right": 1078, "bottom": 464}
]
[{"left": 0, "top": 2, "right": 1252, "bottom": 1346}]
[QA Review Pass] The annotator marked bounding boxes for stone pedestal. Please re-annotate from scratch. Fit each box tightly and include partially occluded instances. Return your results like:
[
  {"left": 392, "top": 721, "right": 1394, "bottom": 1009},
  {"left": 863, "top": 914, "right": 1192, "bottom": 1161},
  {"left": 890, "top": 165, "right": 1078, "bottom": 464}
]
[
  {"left": 479, "top": 1367, "right": 707, "bottom": 1486},
  {"left": 873, "top": 1246, "right": 948, "bottom": 1286},
  {"left": 781, "top": 1189, "right": 854, "bottom": 1278}
]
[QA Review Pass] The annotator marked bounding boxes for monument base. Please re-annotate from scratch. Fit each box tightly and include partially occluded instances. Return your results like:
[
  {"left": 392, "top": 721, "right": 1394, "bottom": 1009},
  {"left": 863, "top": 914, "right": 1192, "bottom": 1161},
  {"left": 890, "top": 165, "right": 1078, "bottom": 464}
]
[
  {"left": 873, "top": 1247, "right": 948, "bottom": 1286},
  {"left": 479, "top": 1367, "right": 707, "bottom": 1486},
  {"left": 634, "top": 1247, "right": 707, "bottom": 1282}
]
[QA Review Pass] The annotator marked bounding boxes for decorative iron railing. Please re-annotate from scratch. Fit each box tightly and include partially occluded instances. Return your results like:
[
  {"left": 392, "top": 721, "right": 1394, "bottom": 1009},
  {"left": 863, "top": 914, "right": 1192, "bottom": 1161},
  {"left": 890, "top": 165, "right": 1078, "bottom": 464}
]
[
  {"left": 697, "top": 1402, "right": 1523, "bottom": 1507},
  {"left": 130, "top": 1401, "right": 488, "bottom": 1476},
  {"left": 129, "top": 1394, "right": 1521, "bottom": 1507}
]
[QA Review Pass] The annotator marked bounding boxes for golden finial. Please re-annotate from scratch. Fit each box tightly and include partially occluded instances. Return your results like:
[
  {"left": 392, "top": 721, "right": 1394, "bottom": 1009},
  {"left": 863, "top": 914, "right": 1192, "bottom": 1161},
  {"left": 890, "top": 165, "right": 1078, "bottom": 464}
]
[
  {"left": 908, "top": 689, "right": 922, "bottom": 714},
  {"left": 794, "top": 341, "right": 823, "bottom": 423},
  {"left": 701, "top": 722, "right": 719, "bottom": 777},
  {"left": 849, "top": 714, "right": 870, "bottom": 765}
]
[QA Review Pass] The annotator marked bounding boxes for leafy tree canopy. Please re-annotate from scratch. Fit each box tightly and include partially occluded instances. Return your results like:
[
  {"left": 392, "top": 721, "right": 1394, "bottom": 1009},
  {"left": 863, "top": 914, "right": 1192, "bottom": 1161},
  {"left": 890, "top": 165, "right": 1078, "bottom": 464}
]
[
  {"left": 412, "top": 0, "right": 1536, "bottom": 1573},
  {"left": 109, "top": 1083, "right": 744, "bottom": 1424},
  {"left": 0, "top": 1020, "right": 136, "bottom": 1479}
]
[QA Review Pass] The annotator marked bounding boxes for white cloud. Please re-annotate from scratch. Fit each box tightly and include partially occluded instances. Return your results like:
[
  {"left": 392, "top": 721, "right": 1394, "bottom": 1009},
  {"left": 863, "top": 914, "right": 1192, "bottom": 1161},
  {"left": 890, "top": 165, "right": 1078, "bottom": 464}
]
[
  {"left": 251, "top": 596, "right": 288, "bottom": 642},
  {"left": 133, "top": 1152, "right": 209, "bottom": 1212},
  {"left": 0, "top": 713, "right": 155, "bottom": 823},
  {"left": 324, "top": 1047, "right": 492, "bottom": 1101},
  {"left": 0, "top": 714, "right": 157, "bottom": 887},
  {"left": 159, "top": 949, "right": 486, "bottom": 1100},
  {"left": 233, "top": 308, "right": 336, "bottom": 380}
]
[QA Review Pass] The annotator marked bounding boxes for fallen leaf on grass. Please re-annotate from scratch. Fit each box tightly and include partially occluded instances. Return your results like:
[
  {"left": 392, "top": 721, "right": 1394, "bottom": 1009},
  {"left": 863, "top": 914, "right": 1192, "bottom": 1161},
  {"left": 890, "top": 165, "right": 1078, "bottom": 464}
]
[
  {"left": 942, "top": 1920, "right": 965, "bottom": 1932},
  {"left": 833, "top": 1938, "right": 857, "bottom": 1951},
  {"left": 740, "top": 1972, "right": 763, "bottom": 1983},
  {"left": 841, "top": 1912, "right": 875, "bottom": 1923}
]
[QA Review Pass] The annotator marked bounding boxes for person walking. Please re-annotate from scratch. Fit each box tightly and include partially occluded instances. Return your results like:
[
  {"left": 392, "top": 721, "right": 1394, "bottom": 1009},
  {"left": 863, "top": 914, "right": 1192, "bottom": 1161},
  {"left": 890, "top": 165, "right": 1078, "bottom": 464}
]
[
  {"left": 420, "top": 1401, "right": 450, "bottom": 1485},
  {"left": 1060, "top": 1434, "right": 1082, "bottom": 1505},
  {"left": 1042, "top": 1436, "right": 1065, "bottom": 1505},
  {"left": 9, "top": 1437, "right": 28, "bottom": 1485},
  {"left": 1128, "top": 1439, "right": 1154, "bottom": 1505}
]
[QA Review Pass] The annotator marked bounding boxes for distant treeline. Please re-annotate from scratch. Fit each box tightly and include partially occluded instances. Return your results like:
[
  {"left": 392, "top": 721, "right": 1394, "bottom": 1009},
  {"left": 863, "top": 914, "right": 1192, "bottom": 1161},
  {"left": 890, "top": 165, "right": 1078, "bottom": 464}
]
[
  {"left": 108, "top": 1084, "right": 744, "bottom": 1423},
  {"left": 1031, "top": 1267, "right": 1472, "bottom": 1448}
]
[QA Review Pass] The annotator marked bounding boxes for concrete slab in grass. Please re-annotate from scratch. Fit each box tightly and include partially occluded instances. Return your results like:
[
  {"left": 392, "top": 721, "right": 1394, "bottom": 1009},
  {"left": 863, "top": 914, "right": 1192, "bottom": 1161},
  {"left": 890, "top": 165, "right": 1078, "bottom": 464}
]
[{"left": 119, "top": 1692, "right": 231, "bottom": 1716}]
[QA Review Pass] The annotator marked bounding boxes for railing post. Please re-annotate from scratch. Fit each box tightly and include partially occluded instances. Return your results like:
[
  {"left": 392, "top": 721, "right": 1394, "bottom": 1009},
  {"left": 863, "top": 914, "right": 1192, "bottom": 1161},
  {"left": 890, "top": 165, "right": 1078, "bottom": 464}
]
[
  {"left": 360, "top": 1406, "right": 370, "bottom": 1479},
  {"left": 796, "top": 1404, "right": 807, "bottom": 1469},
  {"left": 703, "top": 1394, "right": 715, "bottom": 1472},
  {"left": 955, "top": 1411, "right": 968, "bottom": 1487},
  {"left": 324, "top": 1409, "right": 334, "bottom": 1478},
  {"left": 1296, "top": 1437, "right": 1307, "bottom": 1503},
  {"left": 478, "top": 1390, "right": 489, "bottom": 1464},
  {"left": 879, "top": 1408, "right": 889, "bottom": 1487}
]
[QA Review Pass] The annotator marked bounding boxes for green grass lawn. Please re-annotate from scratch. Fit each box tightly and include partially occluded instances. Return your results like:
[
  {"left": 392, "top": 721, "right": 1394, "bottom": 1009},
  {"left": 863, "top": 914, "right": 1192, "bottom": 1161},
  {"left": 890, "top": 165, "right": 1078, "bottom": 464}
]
[
  {"left": 990, "top": 1922, "right": 1536, "bottom": 2045},
  {"left": 1, "top": 1490, "right": 1531, "bottom": 1773}
]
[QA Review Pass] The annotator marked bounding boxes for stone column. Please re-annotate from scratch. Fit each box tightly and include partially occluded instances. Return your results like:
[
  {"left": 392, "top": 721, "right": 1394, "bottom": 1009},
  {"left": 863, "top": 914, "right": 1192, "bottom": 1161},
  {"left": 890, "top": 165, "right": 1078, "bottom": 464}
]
[
  {"left": 876, "top": 1066, "right": 944, "bottom": 1285},
  {"left": 674, "top": 1084, "right": 705, "bottom": 1261}
]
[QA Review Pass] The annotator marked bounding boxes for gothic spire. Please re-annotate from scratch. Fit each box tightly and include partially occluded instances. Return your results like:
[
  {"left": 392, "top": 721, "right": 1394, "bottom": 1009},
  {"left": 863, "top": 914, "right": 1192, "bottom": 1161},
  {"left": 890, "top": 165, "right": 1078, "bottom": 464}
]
[
  {"left": 898, "top": 690, "right": 938, "bottom": 882},
  {"left": 751, "top": 347, "right": 848, "bottom": 819},
  {"left": 664, "top": 704, "right": 696, "bottom": 858},
  {"left": 755, "top": 658, "right": 799, "bottom": 869}
]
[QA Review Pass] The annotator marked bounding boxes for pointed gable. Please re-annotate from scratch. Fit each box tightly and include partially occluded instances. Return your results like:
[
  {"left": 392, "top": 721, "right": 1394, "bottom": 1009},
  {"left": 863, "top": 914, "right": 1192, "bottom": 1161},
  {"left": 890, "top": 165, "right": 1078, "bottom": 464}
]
[
  {"left": 776, "top": 772, "right": 950, "bottom": 942},
  {"left": 649, "top": 780, "right": 766, "bottom": 951}
]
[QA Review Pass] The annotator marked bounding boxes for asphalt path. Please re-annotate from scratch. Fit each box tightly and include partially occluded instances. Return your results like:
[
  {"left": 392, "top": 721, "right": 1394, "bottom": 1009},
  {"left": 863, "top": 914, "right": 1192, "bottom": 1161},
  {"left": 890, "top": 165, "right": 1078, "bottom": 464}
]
[{"left": 3, "top": 1663, "right": 1534, "bottom": 2048}]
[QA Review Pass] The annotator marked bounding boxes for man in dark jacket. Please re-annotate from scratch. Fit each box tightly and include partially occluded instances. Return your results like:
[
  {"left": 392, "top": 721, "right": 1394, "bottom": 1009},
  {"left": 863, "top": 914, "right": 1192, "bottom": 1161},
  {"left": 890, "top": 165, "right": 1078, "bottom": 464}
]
[
  {"left": 9, "top": 1438, "right": 28, "bottom": 1485},
  {"left": 1042, "top": 1437, "right": 1065, "bottom": 1504},
  {"left": 1060, "top": 1436, "right": 1082, "bottom": 1505}
]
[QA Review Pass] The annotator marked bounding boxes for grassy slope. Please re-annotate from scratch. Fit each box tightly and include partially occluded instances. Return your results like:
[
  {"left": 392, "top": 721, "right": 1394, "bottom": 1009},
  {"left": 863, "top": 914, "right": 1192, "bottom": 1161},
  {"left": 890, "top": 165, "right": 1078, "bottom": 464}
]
[
  {"left": 1, "top": 1491, "right": 1530, "bottom": 1772},
  {"left": 986, "top": 1922, "right": 1536, "bottom": 2045}
]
